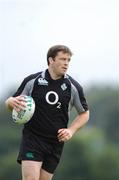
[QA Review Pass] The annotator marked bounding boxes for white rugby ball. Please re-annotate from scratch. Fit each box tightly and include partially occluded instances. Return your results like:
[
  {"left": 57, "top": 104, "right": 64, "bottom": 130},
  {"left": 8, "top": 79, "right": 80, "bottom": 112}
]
[{"left": 12, "top": 96, "right": 35, "bottom": 124}]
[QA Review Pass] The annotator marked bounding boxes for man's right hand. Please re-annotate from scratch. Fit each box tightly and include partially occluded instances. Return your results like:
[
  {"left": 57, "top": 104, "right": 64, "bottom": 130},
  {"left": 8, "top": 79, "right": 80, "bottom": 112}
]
[{"left": 5, "top": 96, "right": 26, "bottom": 112}]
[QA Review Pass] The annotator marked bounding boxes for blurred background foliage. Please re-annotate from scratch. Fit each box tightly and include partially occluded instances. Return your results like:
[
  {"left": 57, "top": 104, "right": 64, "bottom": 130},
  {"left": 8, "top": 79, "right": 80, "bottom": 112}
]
[{"left": 0, "top": 85, "right": 119, "bottom": 180}]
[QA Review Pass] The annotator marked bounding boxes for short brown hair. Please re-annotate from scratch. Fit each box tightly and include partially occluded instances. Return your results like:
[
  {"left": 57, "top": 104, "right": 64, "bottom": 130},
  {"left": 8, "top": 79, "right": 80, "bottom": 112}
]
[{"left": 47, "top": 45, "right": 73, "bottom": 65}]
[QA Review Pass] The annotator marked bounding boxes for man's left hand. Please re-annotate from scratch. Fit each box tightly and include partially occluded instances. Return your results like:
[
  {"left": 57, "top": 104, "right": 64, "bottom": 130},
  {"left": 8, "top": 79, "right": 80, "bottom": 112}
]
[{"left": 57, "top": 128, "right": 73, "bottom": 142}]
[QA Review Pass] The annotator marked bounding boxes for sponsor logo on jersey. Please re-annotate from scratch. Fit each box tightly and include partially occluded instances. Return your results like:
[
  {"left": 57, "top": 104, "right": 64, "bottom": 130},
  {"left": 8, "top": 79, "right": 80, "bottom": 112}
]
[
  {"left": 61, "top": 83, "right": 67, "bottom": 91},
  {"left": 38, "top": 78, "right": 48, "bottom": 85},
  {"left": 45, "top": 91, "right": 61, "bottom": 108},
  {"left": 46, "top": 91, "right": 59, "bottom": 105}
]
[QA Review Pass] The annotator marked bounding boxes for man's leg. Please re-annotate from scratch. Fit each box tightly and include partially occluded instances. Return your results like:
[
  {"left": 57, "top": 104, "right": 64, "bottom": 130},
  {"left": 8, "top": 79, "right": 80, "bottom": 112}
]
[
  {"left": 39, "top": 168, "right": 53, "bottom": 180},
  {"left": 22, "top": 160, "right": 42, "bottom": 180}
]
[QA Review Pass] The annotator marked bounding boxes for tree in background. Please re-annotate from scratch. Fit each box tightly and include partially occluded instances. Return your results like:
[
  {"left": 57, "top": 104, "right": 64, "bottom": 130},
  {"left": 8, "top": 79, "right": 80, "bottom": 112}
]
[{"left": 87, "top": 86, "right": 119, "bottom": 142}]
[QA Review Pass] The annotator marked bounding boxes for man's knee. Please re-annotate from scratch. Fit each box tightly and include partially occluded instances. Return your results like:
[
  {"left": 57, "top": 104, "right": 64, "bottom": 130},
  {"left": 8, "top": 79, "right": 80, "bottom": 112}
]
[
  {"left": 22, "top": 168, "right": 40, "bottom": 180},
  {"left": 23, "top": 173, "right": 38, "bottom": 180}
]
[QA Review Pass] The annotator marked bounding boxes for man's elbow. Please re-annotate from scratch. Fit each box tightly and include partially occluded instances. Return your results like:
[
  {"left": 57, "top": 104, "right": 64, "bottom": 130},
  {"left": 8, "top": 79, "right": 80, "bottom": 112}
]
[{"left": 85, "top": 110, "right": 90, "bottom": 122}]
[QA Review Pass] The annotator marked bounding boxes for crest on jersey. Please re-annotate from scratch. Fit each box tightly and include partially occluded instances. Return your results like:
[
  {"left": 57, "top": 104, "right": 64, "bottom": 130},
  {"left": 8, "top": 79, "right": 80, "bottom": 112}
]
[
  {"left": 38, "top": 78, "right": 48, "bottom": 85},
  {"left": 61, "top": 83, "right": 67, "bottom": 91}
]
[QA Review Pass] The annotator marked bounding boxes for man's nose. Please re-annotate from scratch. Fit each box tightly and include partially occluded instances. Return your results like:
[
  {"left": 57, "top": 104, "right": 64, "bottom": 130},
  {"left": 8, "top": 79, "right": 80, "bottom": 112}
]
[{"left": 65, "top": 59, "right": 69, "bottom": 65}]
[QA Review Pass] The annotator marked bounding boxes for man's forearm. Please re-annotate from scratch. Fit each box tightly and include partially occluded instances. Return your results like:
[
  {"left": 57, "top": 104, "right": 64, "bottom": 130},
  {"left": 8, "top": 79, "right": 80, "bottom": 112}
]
[
  {"left": 5, "top": 97, "right": 13, "bottom": 111},
  {"left": 57, "top": 110, "right": 89, "bottom": 142},
  {"left": 69, "top": 110, "right": 89, "bottom": 135}
]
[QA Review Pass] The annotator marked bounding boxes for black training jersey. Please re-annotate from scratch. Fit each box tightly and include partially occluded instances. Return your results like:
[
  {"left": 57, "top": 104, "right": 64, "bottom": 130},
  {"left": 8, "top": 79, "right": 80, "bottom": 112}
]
[{"left": 13, "top": 69, "right": 88, "bottom": 142}]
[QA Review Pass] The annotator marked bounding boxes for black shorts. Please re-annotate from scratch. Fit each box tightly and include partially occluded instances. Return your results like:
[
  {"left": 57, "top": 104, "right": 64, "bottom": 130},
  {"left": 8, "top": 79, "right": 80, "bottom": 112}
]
[{"left": 17, "top": 129, "right": 64, "bottom": 174}]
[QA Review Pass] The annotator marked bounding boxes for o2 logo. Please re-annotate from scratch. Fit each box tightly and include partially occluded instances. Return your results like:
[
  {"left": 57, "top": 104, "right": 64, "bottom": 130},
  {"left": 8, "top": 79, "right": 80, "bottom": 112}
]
[{"left": 45, "top": 91, "right": 61, "bottom": 109}]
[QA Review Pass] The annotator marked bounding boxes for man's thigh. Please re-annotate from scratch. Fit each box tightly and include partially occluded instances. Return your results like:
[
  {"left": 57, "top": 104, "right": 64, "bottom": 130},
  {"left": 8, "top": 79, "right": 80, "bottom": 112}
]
[
  {"left": 22, "top": 160, "right": 42, "bottom": 180},
  {"left": 40, "top": 168, "right": 53, "bottom": 180}
]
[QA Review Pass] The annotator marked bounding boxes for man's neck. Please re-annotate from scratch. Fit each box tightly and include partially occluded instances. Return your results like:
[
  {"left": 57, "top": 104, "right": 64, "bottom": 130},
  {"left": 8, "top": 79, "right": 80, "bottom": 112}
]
[{"left": 48, "top": 68, "right": 63, "bottom": 80}]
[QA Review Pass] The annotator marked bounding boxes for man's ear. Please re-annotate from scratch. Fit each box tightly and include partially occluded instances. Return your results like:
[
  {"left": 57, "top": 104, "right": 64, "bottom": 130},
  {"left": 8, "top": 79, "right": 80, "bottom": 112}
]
[{"left": 48, "top": 57, "right": 54, "bottom": 64}]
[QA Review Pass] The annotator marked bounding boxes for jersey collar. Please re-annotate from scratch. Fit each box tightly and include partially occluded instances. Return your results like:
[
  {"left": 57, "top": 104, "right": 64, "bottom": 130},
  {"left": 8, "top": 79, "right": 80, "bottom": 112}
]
[{"left": 42, "top": 69, "right": 68, "bottom": 81}]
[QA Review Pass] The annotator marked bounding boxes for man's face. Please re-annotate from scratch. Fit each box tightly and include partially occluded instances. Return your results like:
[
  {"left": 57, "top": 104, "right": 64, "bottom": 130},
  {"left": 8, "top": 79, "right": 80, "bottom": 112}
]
[{"left": 49, "top": 51, "right": 71, "bottom": 76}]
